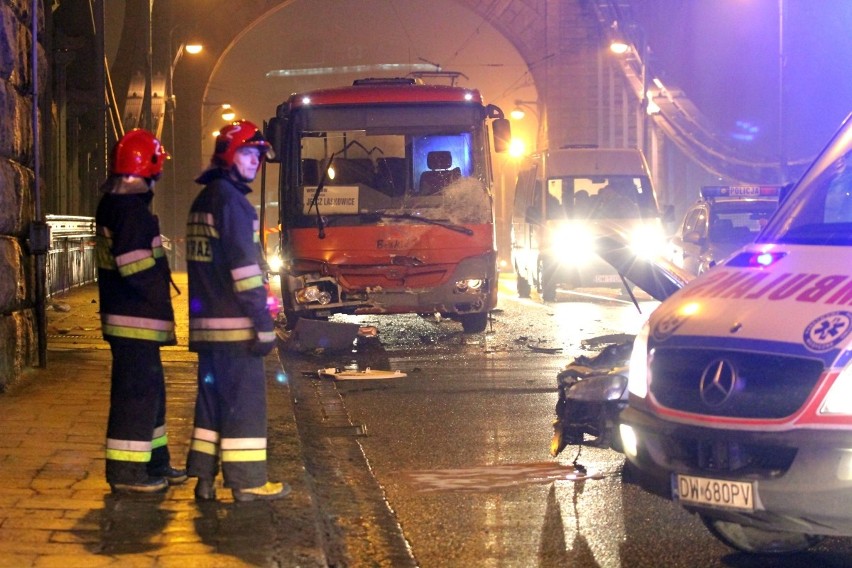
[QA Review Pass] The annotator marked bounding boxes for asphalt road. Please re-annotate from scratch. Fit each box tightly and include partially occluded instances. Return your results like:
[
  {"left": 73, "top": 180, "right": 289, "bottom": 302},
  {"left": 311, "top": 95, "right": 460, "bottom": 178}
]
[{"left": 279, "top": 280, "right": 852, "bottom": 567}]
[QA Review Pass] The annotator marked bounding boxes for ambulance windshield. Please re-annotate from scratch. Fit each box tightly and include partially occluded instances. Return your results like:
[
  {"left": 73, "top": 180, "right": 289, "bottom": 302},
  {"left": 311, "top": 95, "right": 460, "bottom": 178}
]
[{"left": 759, "top": 115, "right": 852, "bottom": 246}]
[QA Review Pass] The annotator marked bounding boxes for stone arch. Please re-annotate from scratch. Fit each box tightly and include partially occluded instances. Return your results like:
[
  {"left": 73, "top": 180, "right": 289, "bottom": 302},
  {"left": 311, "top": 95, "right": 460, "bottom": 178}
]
[{"left": 156, "top": 0, "right": 639, "bottom": 260}]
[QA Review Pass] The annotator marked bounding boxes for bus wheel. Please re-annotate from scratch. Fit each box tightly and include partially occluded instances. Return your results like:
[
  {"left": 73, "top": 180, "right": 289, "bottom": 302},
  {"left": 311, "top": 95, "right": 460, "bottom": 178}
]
[
  {"left": 459, "top": 312, "right": 488, "bottom": 333},
  {"left": 516, "top": 274, "right": 531, "bottom": 298}
]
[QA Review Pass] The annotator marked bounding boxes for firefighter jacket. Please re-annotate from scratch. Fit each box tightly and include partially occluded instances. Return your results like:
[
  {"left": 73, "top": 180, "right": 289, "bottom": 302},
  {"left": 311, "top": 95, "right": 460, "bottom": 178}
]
[
  {"left": 95, "top": 191, "right": 176, "bottom": 345},
  {"left": 186, "top": 169, "right": 275, "bottom": 353}
]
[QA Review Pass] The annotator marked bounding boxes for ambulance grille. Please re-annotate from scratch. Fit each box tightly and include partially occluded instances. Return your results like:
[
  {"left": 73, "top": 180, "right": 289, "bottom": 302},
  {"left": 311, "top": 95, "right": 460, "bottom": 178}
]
[{"left": 650, "top": 348, "right": 824, "bottom": 419}]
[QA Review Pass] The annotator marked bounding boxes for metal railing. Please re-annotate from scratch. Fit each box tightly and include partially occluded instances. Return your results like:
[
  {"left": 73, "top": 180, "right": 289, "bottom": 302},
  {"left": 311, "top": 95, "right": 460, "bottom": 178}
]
[{"left": 45, "top": 215, "right": 97, "bottom": 297}]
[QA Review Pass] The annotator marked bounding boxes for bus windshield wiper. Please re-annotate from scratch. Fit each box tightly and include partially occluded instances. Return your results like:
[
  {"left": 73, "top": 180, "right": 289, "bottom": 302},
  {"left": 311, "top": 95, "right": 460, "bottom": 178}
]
[{"left": 368, "top": 210, "right": 474, "bottom": 236}]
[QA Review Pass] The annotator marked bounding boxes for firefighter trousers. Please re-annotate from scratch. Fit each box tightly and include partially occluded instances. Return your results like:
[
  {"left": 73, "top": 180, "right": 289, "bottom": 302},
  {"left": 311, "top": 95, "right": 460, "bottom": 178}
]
[
  {"left": 186, "top": 350, "right": 268, "bottom": 489},
  {"left": 105, "top": 341, "right": 173, "bottom": 484}
]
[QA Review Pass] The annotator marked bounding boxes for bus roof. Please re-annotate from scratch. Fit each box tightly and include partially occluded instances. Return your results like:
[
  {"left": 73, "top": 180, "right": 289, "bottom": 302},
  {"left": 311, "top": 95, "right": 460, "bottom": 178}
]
[{"left": 284, "top": 78, "right": 484, "bottom": 109}]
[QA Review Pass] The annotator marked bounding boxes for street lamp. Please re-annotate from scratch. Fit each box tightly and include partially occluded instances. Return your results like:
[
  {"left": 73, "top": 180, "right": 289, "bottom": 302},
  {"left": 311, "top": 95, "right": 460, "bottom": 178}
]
[
  {"left": 164, "top": 28, "right": 202, "bottom": 267},
  {"left": 509, "top": 99, "right": 542, "bottom": 156},
  {"left": 608, "top": 22, "right": 653, "bottom": 153}
]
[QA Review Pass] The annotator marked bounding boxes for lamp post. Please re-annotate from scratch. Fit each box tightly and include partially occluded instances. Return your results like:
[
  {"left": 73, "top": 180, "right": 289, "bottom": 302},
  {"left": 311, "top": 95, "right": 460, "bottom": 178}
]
[
  {"left": 609, "top": 24, "right": 652, "bottom": 155},
  {"left": 509, "top": 99, "right": 543, "bottom": 155},
  {"left": 164, "top": 28, "right": 202, "bottom": 268}
]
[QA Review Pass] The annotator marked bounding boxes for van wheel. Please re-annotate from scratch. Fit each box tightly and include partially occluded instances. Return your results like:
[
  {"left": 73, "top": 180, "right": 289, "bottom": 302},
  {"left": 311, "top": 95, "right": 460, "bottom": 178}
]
[
  {"left": 516, "top": 274, "right": 531, "bottom": 298},
  {"left": 459, "top": 312, "right": 488, "bottom": 333},
  {"left": 537, "top": 260, "right": 557, "bottom": 302},
  {"left": 701, "top": 516, "right": 823, "bottom": 554}
]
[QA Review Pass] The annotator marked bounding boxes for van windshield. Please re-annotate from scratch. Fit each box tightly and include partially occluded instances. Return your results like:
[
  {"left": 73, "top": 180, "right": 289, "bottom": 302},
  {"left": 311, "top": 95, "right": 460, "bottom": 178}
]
[
  {"left": 759, "top": 117, "right": 852, "bottom": 246},
  {"left": 544, "top": 175, "right": 658, "bottom": 220}
]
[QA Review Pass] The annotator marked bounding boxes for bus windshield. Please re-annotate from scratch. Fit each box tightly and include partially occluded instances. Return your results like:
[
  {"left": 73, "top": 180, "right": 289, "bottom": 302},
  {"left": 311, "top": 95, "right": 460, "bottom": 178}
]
[{"left": 292, "top": 105, "right": 493, "bottom": 228}]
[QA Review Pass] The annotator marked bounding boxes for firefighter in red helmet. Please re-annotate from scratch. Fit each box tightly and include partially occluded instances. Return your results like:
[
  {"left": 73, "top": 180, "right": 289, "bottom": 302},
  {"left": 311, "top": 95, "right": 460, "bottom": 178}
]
[
  {"left": 185, "top": 119, "right": 290, "bottom": 501},
  {"left": 95, "top": 129, "right": 187, "bottom": 493}
]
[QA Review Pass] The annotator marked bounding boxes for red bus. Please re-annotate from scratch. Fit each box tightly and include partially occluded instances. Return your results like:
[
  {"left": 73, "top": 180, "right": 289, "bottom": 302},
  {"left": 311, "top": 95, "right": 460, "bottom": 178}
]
[{"left": 266, "top": 77, "right": 510, "bottom": 333}]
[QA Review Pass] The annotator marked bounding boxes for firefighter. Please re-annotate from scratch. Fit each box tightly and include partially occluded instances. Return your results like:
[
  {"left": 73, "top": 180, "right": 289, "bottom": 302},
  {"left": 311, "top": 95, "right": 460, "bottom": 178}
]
[
  {"left": 185, "top": 119, "right": 290, "bottom": 502},
  {"left": 96, "top": 129, "right": 187, "bottom": 493}
]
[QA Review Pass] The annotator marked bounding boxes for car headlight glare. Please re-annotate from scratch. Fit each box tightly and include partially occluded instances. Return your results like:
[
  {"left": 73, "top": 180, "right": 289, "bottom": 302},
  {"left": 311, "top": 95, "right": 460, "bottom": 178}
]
[
  {"left": 551, "top": 223, "right": 597, "bottom": 264},
  {"left": 627, "top": 321, "right": 650, "bottom": 398},
  {"left": 629, "top": 225, "right": 667, "bottom": 259},
  {"left": 267, "top": 254, "right": 284, "bottom": 273},
  {"left": 820, "top": 365, "right": 852, "bottom": 415}
]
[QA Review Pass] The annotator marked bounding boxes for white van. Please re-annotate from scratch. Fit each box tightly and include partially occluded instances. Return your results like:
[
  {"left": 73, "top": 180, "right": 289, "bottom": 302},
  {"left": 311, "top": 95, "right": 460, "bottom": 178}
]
[
  {"left": 510, "top": 147, "right": 667, "bottom": 301},
  {"left": 617, "top": 114, "right": 852, "bottom": 554}
]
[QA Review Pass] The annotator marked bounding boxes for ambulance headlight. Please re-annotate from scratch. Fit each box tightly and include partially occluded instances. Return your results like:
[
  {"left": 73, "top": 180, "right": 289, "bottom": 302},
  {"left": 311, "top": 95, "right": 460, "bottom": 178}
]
[
  {"left": 627, "top": 322, "right": 650, "bottom": 399},
  {"left": 820, "top": 364, "right": 852, "bottom": 415},
  {"left": 629, "top": 225, "right": 667, "bottom": 259},
  {"left": 620, "top": 424, "right": 639, "bottom": 458}
]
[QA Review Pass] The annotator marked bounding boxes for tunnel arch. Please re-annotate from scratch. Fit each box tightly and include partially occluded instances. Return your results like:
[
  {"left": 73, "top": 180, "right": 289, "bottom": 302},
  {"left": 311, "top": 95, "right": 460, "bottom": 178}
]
[{"left": 164, "top": 0, "right": 635, "bottom": 262}]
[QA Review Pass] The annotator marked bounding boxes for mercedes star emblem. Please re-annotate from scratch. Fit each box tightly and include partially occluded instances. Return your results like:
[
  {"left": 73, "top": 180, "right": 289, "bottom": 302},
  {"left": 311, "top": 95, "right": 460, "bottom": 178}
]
[{"left": 699, "top": 358, "right": 738, "bottom": 408}]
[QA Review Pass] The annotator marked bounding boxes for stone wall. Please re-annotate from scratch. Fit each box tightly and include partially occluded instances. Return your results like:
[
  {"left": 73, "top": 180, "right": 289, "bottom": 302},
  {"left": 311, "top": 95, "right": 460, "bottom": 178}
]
[{"left": 0, "top": 0, "right": 42, "bottom": 390}]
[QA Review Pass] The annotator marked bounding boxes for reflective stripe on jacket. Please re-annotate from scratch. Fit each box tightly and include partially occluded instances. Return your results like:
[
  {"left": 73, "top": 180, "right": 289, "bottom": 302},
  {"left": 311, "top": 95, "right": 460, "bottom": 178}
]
[{"left": 186, "top": 171, "right": 274, "bottom": 353}]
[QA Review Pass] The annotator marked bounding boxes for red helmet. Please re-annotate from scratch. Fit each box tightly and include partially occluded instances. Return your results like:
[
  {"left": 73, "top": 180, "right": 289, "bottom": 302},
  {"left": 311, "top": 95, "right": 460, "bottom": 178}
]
[
  {"left": 213, "top": 119, "right": 271, "bottom": 168},
  {"left": 111, "top": 129, "right": 169, "bottom": 179}
]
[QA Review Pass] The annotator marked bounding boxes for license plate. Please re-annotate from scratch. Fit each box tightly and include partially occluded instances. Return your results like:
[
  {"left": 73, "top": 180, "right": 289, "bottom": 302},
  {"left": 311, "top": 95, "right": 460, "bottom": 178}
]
[
  {"left": 673, "top": 474, "right": 755, "bottom": 511},
  {"left": 594, "top": 274, "right": 621, "bottom": 283}
]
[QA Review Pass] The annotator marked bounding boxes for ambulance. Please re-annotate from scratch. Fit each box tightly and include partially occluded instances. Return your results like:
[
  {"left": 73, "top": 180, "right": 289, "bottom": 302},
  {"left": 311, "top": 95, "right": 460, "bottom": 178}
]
[{"left": 615, "top": 114, "right": 852, "bottom": 554}]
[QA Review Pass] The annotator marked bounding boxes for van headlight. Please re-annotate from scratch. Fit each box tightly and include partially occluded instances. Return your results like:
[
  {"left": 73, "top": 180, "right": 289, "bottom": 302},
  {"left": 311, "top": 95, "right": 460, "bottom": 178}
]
[
  {"left": 551, "top": 224, "right": 597, "bottom": 264},
  {"left": 820, "top": 365, "right": 852, "bottom": 415},
  {"left": 628, "top": 321, "right": 650, "bottom": 398},
  {"left": 629, "top": 225, "right": 667, "bottom": 259}
]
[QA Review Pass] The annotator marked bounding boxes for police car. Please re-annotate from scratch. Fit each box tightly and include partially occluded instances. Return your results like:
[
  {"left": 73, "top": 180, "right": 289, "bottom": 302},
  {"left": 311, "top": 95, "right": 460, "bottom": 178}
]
[
  {"left": 609, "top": 114, "right": 852, "bottom": 554},
  {"left": 668, "top": 185, "right": 780, "bottom": 276}
]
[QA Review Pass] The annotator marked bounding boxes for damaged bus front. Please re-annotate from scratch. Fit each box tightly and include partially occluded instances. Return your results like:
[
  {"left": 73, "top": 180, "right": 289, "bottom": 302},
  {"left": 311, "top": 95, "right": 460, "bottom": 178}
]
[{"left": 267, "top": 77, "right": 510, "bottom": 333}]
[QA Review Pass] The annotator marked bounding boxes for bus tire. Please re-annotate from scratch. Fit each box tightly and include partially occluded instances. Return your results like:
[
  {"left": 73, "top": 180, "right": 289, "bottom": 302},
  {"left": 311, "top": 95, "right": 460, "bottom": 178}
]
[{"left": 459, "top": 312, "right": 488, "bottom": 333}]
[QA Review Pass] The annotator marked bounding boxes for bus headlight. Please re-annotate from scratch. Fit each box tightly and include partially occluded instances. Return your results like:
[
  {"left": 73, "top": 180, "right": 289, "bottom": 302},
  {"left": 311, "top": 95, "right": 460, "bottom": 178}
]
[
  {"left": 295, "top": 285, "right": 332, "bottom": 305},
  {"left": 455, "top": 278, "right": 484, "bottom": 293},
  {"left": 628, "top": 321, "right": 650, "bottom": 399}
]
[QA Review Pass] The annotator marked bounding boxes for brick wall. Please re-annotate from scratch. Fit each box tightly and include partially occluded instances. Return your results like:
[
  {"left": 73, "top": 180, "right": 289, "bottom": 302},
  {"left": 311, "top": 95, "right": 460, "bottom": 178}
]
[{"left": 0, "top": 0, "right": 42, "bottom": 390}]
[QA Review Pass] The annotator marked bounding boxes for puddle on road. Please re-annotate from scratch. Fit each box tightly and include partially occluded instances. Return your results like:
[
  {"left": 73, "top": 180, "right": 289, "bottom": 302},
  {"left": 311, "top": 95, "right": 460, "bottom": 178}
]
[{"left": 399, "top": 461, "right": 604, "bottom": 492}]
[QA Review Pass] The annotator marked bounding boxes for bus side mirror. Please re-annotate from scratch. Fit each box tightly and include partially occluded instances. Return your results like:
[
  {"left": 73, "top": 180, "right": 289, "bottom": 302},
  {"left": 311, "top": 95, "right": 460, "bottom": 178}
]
[
  {"left": 264, "top": 117, "right": 285, "bottom": 164},
  {"left": 492, "top": 118, "right": 512, "bottom": 153}
]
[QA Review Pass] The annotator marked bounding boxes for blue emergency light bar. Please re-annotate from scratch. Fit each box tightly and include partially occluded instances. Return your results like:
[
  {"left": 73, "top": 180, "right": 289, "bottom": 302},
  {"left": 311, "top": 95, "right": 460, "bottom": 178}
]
[{"left": 701, "top": 185, "right": 781, "bottom": 200}]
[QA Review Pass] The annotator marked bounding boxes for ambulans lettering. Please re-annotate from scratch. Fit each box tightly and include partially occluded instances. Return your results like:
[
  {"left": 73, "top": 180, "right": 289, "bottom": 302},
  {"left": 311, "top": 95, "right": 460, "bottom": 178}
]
[
  {"left": 718, "top": 272, "right": 771, "bottom": 299},
  {"left": 797, "top": 275, "right": 848, "bottom": 303},
  {"left": 766, "top": 274, "right": 819, "bottom": 300},
  {"left": 826, "top": 280, "right": 852, "bottom": 305},
  {"left": 682, "top": 269, "right": 852, "bottom": 305}
]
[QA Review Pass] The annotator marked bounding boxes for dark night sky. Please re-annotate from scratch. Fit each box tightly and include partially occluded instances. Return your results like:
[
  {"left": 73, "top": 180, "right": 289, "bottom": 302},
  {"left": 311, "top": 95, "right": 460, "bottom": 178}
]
[{"left": 635, "top": 0, "right": 852, "bottom": 162}]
